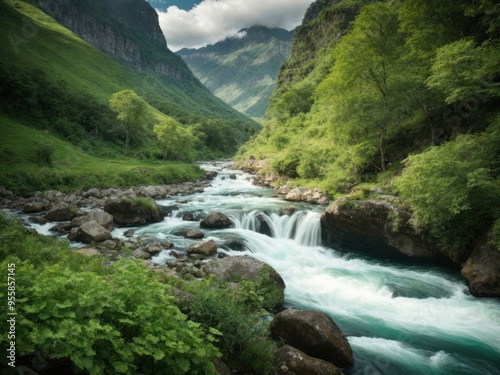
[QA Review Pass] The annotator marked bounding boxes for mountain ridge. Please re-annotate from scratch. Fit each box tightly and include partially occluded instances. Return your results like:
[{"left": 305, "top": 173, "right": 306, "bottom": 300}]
[{"left": 178, "top": 26, "right": 294, "bottom": 119}]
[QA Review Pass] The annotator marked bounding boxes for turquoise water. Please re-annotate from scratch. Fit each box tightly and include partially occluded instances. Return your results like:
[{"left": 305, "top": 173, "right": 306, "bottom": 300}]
[{"left": 102, "top": 163, "right": 500, "bottom": 374}]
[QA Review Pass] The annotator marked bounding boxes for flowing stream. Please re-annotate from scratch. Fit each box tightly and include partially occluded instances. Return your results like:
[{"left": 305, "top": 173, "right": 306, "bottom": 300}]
[{"left": 25, "top": 162, "right": 500, "bottom": 374}]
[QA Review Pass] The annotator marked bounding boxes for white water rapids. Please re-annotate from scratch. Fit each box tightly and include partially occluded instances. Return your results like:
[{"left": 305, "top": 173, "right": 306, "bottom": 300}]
[{"left": 24, "top": 162, "right": 500, "bottom": 374}]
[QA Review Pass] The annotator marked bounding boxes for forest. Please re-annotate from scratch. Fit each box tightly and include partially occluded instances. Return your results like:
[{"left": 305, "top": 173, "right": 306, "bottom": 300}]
[{"left": 240, "top": 0, "right": 500, "bottom": 252}]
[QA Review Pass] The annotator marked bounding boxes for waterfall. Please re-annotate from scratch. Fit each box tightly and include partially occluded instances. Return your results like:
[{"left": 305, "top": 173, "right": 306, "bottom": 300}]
[{"left": 231, "top": 210, "right": 322, "bottom": 247}]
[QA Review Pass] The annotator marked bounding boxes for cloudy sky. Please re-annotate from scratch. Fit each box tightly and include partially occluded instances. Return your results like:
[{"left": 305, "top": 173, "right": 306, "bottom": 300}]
[{"left": 147, "top": 0, "right": 315, "bottom": 51}]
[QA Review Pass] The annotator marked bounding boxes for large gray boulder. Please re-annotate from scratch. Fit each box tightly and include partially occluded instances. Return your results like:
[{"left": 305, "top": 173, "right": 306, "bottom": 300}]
[
  {"left": 46, "top": 202, "right": 74, "bottom": 222},
  {"left": 461, "top": 234, "right": 500, "bottom": 297},
  {"left": 71, "top": 209, "right": 113, "bottom": 231},
  {"left": 270, "top": 309, "right": 353, "bottom": 367},
  {"left": 276, "top": 345, "right": 344, "bottom": 375},
  {"left": 203, "top": 256, "right": 285, "bottom": 311},
  {"left": 321, "top": 198, "right": 447, "bottom": 260},
  {"left": 75, "top": 221, "right": 112, "bottom": 243},
  {"left": 104, "top": 197, "right": 164, "bottom": 225},
  {"left": 200, "top": 211, "right": 232, "bottom": 228},
  {"left": 188, "top": 239, "right": 218, "bottom": 256}
]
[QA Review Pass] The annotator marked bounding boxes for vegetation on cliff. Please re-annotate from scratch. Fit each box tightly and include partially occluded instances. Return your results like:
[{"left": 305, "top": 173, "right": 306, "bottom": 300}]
[{"left": 239, "top": 0, "right": 500, "bottom": 251}]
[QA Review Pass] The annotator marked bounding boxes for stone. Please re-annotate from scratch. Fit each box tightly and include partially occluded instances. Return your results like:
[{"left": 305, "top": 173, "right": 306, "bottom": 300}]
[
  {"left": 188, "top": 239, "right": 218, "bottom": 256},
  {"left": 285, "top": 188, "right": 306, "bottom": 202},
  {"left": 276, "top": 345, "right": 344, "bottom": 375},
  {"left": 75, "top": 221, "right": 112, "bottom": 243},
  {"left": 461, "top": 234, "right": 500, "bottom": 297},
  {"left": 102, "top": 240, "right": 117, "bottom": 249},
  {"left": 104, "top": 197, "right": 164, "bottom": 225},
  {"left": 71, "top": 209, "right": 113, "bottom": 231},
  {"left": 203, "top": 256, "right": 285, "bottom": 310},
  {"left": 46, "top": 203, "right": 74, "bottom": 221},
  {"left": 28, "top": 216, "right": 48, "bottom": 225},
  {"left": 76, "top": 248, "right": 101, "bottom": 257},
  {"left": 0, "top": 186, "right": 14, "bottom": 198},
  {"left": 320, "top": 198, "right": 445, "bottom": 260},
  {"left": 23, "top": 201, "right": 46, "bottom": 213},
  {"left": 145, "top": 241, "right": 162, "bottom": 255},
  {"left": 185, "top": 229, "right": 205, "bottom": 239},
  {"left": 229, "top": 174, "right": 237, "bottom": 180},
  {"left": 270, "top": 309, "right": 353, "bottom": 367},
  {"left": 133, "top": 249, "right": 151, "bottom": 260},
  {"left": 124, "top": 229, "right": 135, "bottom": 237},
  {"left": 200, "top": 211, "right": 232, "bottom": 228}
]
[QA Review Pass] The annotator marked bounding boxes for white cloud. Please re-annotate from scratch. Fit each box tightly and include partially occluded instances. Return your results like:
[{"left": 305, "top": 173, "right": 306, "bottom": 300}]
[{"left": 157, "top": 0, "right": 314, "bottom": 51}]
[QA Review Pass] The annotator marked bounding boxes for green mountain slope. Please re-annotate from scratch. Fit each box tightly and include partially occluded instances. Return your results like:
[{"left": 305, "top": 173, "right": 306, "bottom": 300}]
[
  {"left": 178, "top": 26, "right": 294, "bottom": 119},
  {"left": 239, "top": 0, "right": 500, "bottom": 252},
  {"left": 0, "top": 0, "right": 259, "bottom": 193}
]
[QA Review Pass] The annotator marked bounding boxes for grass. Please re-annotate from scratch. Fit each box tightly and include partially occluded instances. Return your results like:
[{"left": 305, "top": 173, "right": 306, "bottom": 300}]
[{"left": 0, "top": 115, "right": 204, "bottom": 195}]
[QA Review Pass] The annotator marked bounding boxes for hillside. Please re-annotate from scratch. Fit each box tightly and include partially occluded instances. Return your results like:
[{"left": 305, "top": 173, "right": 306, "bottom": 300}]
[
  {"left": 0, "top": 0, "right": 260, "bottom": 193},
  {"left": 178, "top": 26, "right": 294, "bottom": 119},
  {"left": 239, "top": 0, "right": 500, "bottom": 253}
]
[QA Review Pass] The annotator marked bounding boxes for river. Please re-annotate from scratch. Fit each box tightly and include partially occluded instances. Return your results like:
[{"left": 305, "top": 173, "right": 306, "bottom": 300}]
[{"left": 23, "top": 162, "right": 500, "bottom": 374}]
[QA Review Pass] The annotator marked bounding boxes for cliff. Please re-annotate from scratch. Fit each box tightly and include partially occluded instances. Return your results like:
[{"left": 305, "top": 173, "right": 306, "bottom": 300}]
[{"left": 33, "top": 0, "right": 190, "bottom": 81}]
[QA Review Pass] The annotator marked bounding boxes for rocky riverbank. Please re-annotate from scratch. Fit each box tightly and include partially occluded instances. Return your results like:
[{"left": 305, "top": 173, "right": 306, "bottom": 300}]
[
  {"left": 233, "top": 159, "right": 330, "bottom": 205},
  {"left": 321, "top": 197, "right": 500, "bottom": 298}
]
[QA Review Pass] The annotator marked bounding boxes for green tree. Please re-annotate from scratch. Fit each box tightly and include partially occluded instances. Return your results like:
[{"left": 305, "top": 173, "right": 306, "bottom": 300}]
[
  {"left": 109, "top": 90, "right": 146, "bottom": 155},
  {"left": 154, "top": 119, "right": 195, "bottom": 161},
  {"left": 318, "top": 2, "right": 406, "bottom": 171},
  {"left": 393, "top": 119, "right": 500, "bottom": 250}
]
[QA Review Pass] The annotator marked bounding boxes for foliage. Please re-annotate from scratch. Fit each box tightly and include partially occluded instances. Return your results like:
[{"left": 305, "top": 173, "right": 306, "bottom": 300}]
[
  {"left": 393, "top": 121, "right": 500, "bottom": 249},
  {"left": 109, "top": 90, "right": 147, "bottom": 155},
  {"left": 491, "top": 218, "right": 500, "bottom": 252},
  {"left": 154, "top": 118, "right": 196, "bottom": 161},
  {"left": 0, "top": 216, "right": 219, "bottom": 374},
  {"left": 179, "top": 276, "right": 277, "bottom": 374}
]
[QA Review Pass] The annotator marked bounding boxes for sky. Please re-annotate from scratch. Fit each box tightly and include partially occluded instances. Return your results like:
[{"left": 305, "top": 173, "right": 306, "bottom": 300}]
[{"left": 146, "top": 0, "right": 315, "bottom": 51}]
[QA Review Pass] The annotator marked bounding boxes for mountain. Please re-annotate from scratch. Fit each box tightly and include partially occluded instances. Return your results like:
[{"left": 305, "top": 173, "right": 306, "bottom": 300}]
[
  {"left": 30, "top": 0, "right": 252, "bottom": 123},
  {"left": 240, "top": 0, "right": 500, "bottom": 256},
  {"left": 0, "top": 0, "right": 260, "bottom": 194},
  {"left": 178, "top": 26, "right": 294, "bottom": 119}
]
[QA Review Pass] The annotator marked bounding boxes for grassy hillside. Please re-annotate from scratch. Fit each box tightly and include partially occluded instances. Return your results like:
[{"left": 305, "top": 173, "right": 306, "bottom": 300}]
[
  {"left": 239, "top": 0, "right": 500, "bottom": 251},
  {"left": 0, "top": 114, "right": 203, "bottom": 195},
  {"left": 178, "top": 27, "right": 294, "bottom": 119},
  {"left": 0, "top": 0, "right": 260, "bottom": 193}
]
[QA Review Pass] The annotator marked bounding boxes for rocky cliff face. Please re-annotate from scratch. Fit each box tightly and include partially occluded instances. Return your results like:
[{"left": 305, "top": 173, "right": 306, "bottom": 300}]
[
  {"left": 34, "top": 0, "right": 187, "bottom": 80},
  {"left": 320, "top": 198, "right": 445, "bottom": 260}
]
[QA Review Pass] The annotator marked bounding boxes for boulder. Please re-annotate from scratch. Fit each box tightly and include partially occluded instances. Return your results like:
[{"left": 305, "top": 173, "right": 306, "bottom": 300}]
[
  {"left": 276, "top": 345, "right": 344, "bottom": 375},
  {"left": 320, "top": 198, "right": 446, "bottom": 260},
  {"left": 285, "top": 188, "right": 306, "bottom": 202},
  {"left": 0, "top": 186, "right": 14, "bottom": 198},
  {"left": 188, "top": 239, "right": 218, "bottom": 256},
  {"left": 75, "top": 221, "right": 112, "bottom": 243},
  {"left": 133, "top": 249, "right": 151, "bottom": 260},
  {"left": 185, "top": 229, "right": 205, "bottom": 239},
  {"left": 46, "top": 203, "right": 74, "bottom": 222},
  {"left": 104, "top": 197, "right": 164, "bottom": 225},
  {"left": 203, "top": 256, "right": 285, "bottom": 310},
  {"left": 145, "top": 241, "right": 162, "bottom": 255},
  {"left": 76, "top": 248, "right": 101, "bottom": 257},
  {"left": 71, "top": 209, "right": 113, "bottom": 231},
  {"left": 270, "top": 309, "right": 353, "bottom": 367},
  {"left": 461, "top": 234, "right": 500, "bottom": 297},
  {"left": 23, "top": 201, "right": 46, "bottom": 213},
  {"left": 200, "top": 211, "right": 232, "bottom": 228}
]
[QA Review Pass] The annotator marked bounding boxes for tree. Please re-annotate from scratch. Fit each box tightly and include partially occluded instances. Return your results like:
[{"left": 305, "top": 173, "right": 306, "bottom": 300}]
[
  {"left": 109, "top": 90, "right": 146, "bottom": 155},
  {"left": 154, "top": 119, "right": 195, "bottom": 161},
  {"left": 318, "top": 2, "right": 406, "bottom": 171}
]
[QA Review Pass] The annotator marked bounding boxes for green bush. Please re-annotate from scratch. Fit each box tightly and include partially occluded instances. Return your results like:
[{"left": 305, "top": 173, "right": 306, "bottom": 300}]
[
  {"left": 182, "top": 277, "right": 277, "bottom": 374},
  {"left": 0, "top": 216, "right": 219, "bottom": 374},
  {"left": 393, "top": 122, "right": 500, "bottom": 250}
]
